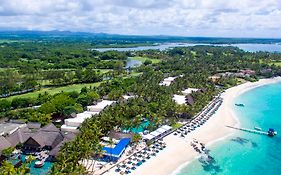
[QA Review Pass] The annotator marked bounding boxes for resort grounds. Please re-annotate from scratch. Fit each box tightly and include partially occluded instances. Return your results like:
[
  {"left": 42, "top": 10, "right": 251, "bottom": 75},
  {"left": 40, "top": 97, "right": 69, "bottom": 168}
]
[{"left": 87, "top": 77, "right": 281, "bottom": 175}]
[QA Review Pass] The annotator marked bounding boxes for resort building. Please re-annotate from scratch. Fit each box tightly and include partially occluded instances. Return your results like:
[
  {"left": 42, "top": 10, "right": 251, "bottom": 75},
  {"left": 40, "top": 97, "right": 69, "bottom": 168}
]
[
  {"left": 181, "top": 88, "right": 200, "bottom": 95},
  {"left": 0, "top": 122, "right": 76, "bottom": 162},
  {"left": 48, "top": 132, "right": 76, "bottom": 161},
  {"left": 159, "top": 76, "right": 177, "bottom": 86},
  {"left": 0, "top": 122, "right": 26, "bottom": 136},
  {"left": 101, "top": 138, "right": 131, "bottom": 162},
  {"left": 172, "top": 95, "right": 186, "bottom": 105},
  {"left": 122, "top": 94, "right": 136, "bottom": 101},
  {"left": 173, "top": 87, "right": 201, "bottom": 106},
  {"left": 61, "top": 100, "right": 116, "bottom": 133},
  {"left": 142, "top": 125, "right": 172, "bottom": 142},
  {"left": 87, "top": 100, "right": 115, "bottom": 112},
  {"left": 22, "top": 124, "right": 63, "bottom": 151}
]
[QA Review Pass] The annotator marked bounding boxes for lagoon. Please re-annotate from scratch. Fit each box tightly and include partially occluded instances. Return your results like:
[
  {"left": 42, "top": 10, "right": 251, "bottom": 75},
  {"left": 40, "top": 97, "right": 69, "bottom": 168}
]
[
  {"left": 94, "top": 43, "right": 281, "bottom": 53},
  {"left": 176, "top": 82, "right": 281, "bottom": 175}
]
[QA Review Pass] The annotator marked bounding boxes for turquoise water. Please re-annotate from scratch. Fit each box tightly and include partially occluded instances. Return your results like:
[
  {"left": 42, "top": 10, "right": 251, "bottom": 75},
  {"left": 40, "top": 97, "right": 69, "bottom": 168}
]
[
  {"left": 176, "top": 83, "right": 281, "bottom": 175},
  {"left": 21, "top": 155, "right": 53, "bottom": 175},
  {"left": 125, "top": 121, "right": 150, "bottom": 133}
]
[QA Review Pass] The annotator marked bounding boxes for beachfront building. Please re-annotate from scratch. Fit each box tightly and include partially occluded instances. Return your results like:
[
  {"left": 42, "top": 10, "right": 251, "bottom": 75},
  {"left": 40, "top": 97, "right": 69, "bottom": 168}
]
[
  {"left": 142, "top": 125, "right": 172, "bottom": 142},
  {"left": 61, "top": 100, "right": 115, "bottom": 133},
  {"left": 101, "top": 138, "right": 131, "bottom": 162},
  {"left": 159, "top": 76, "right": 177, "bottom": 86}
]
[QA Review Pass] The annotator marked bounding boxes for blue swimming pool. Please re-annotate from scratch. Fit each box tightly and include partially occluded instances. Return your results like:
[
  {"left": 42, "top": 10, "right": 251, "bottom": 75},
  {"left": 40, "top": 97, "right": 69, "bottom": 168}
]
[
  {"left": 21, "top": 155, "right": 53, "bottom": 175},
  {"left": 125, "top": 121, "right": 150, "bottom": 133}
]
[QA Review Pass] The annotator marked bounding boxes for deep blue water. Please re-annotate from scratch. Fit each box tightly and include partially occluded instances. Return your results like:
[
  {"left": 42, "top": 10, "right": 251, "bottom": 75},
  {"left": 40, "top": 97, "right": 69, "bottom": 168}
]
[
  {"left": 176, "top": 83, "right": 281, "bottom": 175},
  {"left": 94, "top": 43, "right": 281, "bottom": 53}
]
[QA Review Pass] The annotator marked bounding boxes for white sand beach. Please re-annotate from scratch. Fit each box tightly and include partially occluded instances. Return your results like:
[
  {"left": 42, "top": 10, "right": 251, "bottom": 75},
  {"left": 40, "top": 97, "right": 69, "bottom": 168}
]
[
  {"left": 102, "top": 77, "right": 281, "bottom": 175},
  {"left": 127, "top": 77, "right": 281, "bottom": 175}
]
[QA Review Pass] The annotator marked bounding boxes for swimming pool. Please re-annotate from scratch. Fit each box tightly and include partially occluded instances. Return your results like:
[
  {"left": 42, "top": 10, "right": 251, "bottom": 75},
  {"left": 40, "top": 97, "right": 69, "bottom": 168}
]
[
  {"left": 21, "top": 154, "right": 53, "bottom": 175},
  {"left": 125, "top": 121, "right": 150, "bottom": 133}
]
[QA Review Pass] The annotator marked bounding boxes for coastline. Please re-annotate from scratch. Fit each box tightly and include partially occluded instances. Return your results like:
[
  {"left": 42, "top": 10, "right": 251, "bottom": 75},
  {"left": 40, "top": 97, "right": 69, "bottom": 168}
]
[{"left": 128, "top": 77, "right": 281, "bottom": 175}]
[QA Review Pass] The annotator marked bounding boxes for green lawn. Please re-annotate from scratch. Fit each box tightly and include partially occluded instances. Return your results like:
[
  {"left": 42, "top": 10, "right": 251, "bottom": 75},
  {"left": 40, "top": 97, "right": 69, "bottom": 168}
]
[
  {"left": 172, "top": 122, "right": 183, "bottom": 129},
  {"left": 260, "top": 60, "right": 281, "bottom": 67},
  {"left": 6, "top": 82, "right": 102, "bottom": 100},
  {"left": 131, "top": 56, "right": 161, "bottom": 64},
  {"left": 5, "top": 71, "right": 141, "bottom": 100},
  {"left": 269, "top": 61, "right": 281, "bottom": 66}
]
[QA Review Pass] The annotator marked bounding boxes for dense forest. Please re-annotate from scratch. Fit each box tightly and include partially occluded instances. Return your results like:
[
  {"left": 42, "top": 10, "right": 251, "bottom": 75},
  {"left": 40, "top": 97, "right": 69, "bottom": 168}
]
[{"left": 0, "top": 38, "right": 281, "bottom": 174}]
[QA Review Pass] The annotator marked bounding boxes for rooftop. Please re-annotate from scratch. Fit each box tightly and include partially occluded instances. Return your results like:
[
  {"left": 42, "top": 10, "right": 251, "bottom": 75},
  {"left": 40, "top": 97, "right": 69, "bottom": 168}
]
[
  {"left": 181, "top": 88, "right": 199, "bottom": 95},
  {"left": 0, "top": 123, "right": 26, "bottom": 136},
  {"left": 173, "top": 94, "right": 186, "bottom": 105},
  {"left": 102, "top": 138, "right": 131, "bottom": 157}
]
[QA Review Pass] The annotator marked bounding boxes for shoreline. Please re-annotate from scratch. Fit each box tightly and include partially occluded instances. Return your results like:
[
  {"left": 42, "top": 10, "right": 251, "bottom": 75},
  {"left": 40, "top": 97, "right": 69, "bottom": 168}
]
[{"left": 128, "top": 77, "right": 281, "bottom": 175}]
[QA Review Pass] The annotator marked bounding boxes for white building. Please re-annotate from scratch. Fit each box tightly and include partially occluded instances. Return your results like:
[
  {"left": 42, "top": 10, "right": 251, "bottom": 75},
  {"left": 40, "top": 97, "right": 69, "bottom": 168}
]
[
  {"left": 61, "top": 100, "right": 115, "bottom": 133},
  {"left": 181, "top": 88, "right": 199, "bottom": 95},
  {"left": 142, "top": 125, "right": 172, "bottom": 142},
  {"left": 87, "top": 100, "right": 115, "bottom": 112},
  {"left": 159, "top": 76, "right": 177, "bottom": 86},
  {"left": 173, "top": 94, "right": 186, "bottom": 105}
]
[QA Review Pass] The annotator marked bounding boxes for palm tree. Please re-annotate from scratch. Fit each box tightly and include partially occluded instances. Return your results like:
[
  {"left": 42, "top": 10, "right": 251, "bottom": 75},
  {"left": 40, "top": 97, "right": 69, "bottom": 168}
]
[{"left": 108, "top": 137, "right": 115, "bottom": 162}]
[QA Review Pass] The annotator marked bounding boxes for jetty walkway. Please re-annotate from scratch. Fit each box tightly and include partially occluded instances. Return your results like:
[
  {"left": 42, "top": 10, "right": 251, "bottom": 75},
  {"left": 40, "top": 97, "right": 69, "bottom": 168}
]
[{"left": 226, "top": 125, "right": 268, "bottom": 135}]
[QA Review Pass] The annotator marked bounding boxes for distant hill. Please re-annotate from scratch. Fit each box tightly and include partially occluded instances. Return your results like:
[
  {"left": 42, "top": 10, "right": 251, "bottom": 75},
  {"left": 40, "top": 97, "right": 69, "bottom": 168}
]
[{"left": 0, "top": 30, "right": 280, "bottom": 44}]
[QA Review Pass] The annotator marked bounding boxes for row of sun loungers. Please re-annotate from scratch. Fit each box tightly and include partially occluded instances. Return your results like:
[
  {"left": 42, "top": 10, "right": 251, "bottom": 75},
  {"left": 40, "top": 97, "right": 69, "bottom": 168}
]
[
  {"left": 114, "top": 141, "right": 166, "bottom": 174},
  {"left": 173, "top": 98, "right": 223, "bottom": 138}
]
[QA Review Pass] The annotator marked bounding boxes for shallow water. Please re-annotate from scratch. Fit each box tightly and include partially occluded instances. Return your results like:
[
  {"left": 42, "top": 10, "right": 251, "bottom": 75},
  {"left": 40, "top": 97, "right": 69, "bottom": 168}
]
[{"left": 176, "top": 83, "right": 281, "bottom": 175}]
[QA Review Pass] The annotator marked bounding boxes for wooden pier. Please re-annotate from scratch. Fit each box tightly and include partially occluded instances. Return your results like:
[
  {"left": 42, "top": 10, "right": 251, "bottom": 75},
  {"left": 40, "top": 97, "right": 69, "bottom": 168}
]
[{"left": 226, "top": 125, "right": 269, "bottom": 136}]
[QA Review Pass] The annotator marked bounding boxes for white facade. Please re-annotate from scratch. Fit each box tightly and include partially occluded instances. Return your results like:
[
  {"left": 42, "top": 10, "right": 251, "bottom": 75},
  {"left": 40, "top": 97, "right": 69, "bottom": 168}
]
[
  {"left": 142, "top": 125, "right": 172, "bottom": 142},
  {"left": 159, "top": 76, "right": 177, "bottom": 86},
  {"left": 161, "top": 125, "right": 172, "bottom": 131},
  {"left": 181, "top": 88, "right": 199, "bottom": 95},
  {"left": 61, "top": 124, "right": 79, "bottom": 133},
  {"left": 173, "top": 94, "right": 186, "bottom": 105},
  {"left": 61, "top": 100, "right": 115, "bottom": 132},
  {"left": 87, "top": 100, "right": 115, "bottom": 112}
]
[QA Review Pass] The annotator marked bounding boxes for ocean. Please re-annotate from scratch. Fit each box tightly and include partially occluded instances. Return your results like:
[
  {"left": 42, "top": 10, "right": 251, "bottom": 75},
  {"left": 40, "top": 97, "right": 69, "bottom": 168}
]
[{"left": 175, "top": 82, "right": 281, "bottom": 175}]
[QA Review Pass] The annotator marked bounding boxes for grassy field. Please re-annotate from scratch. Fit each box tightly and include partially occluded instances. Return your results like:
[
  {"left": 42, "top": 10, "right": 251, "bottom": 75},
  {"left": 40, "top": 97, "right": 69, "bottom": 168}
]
[
  {"left": 5, "top": 72, "right": 141, "bottom": 100},
  {"left": 260, "top": 60, "right": 281, "bottom": 67},
  {"left": 172, "top": 122, "right": 183, "bottom": 129},
  {"left": 6, "top": 82, "right": 102, "bottom": 100},
  {"left": 131, "top": 56, "right": 161, "bottom": 64},
  {"left": 269, "top": 61, "right": 281, "bottom": 66}
]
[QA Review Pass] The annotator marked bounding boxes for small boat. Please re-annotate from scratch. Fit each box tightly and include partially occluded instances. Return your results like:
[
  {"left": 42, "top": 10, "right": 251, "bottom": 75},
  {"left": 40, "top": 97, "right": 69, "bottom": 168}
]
[
  {"left": 254, "top": 127, "right": 262, "bottom": 131},
  {"left": 34, "top": 161, "right": 44, "bottom": 168},
  {"left": 235, "top": 103, "right": 244, "bottom": 107}
]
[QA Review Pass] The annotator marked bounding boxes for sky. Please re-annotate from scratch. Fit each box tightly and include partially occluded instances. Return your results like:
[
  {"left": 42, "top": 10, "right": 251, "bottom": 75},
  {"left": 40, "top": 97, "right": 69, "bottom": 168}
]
[{"left": 0, "top": 0, "right": 280, "bottom": 38}]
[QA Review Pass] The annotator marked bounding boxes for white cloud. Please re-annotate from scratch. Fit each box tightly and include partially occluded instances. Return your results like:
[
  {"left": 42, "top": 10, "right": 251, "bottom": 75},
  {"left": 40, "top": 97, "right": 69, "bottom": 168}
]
[{"left": 0, "top": 0, "right": 280, "bottom": 37}]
